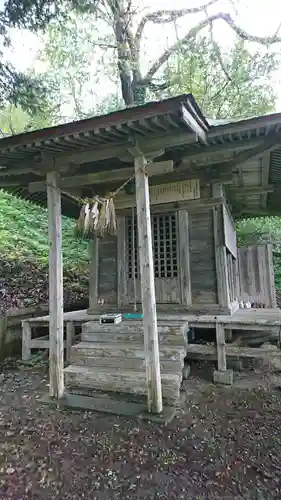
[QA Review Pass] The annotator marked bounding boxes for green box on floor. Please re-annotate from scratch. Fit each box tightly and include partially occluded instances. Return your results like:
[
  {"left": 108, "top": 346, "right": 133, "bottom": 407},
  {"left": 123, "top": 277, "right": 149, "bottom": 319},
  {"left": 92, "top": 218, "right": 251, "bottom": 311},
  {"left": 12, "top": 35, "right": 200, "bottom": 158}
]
[{"left": 123, "top": 313, "right": 143, "bottom": 319}]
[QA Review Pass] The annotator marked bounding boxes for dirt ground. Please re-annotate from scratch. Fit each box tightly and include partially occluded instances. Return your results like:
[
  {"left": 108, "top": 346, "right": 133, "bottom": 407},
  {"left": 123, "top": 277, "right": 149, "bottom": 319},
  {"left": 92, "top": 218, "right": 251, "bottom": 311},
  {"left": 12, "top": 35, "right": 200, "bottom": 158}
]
[{"left": 0, "top": 360, "right": 281, "bottom": 499}]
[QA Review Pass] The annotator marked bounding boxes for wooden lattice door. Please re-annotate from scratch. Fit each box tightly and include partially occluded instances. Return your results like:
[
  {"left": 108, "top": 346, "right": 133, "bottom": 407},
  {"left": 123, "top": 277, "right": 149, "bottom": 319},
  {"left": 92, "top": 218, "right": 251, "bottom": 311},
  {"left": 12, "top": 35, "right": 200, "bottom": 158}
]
[{"left": 125, "top": 213, "right": 181, "bottom": 304}]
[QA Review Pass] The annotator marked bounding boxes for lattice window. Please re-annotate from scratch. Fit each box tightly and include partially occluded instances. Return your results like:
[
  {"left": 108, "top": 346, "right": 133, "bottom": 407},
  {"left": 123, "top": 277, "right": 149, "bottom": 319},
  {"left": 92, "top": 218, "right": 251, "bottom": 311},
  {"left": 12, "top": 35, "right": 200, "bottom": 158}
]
[{"left": 127, "top": 214, "right": 178, "bottom": 279}]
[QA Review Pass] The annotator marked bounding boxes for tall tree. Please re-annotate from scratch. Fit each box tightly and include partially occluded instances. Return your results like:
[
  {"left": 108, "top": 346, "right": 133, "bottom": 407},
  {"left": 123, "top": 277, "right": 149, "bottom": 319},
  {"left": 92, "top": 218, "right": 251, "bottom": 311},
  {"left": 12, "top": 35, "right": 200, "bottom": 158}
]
[
  {"left": 38, "top": 12, "right": 121, "bottom": 120},
  {"left": 39, "top": 4, "right": 281, "bottom": 117},
  {"left": 158, "top": 37, "right": 278, "bottom": 119},
  {"left": 67, "top": 0, "right": 281, "bottom": 107}
]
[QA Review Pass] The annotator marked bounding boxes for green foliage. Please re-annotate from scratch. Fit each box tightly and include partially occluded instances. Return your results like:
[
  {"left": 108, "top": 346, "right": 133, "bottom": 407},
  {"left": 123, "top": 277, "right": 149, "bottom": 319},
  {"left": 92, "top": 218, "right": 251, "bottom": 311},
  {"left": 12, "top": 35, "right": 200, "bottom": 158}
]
[
  {"left": 159, "top": 37, "right": 278, "bottom": 119},
  {"left": 0, "top": 0, "right": 78, "bottom": 114},
  {"left": 3, "top": 0, "right": 65, "bottom": 31},
  {"left": 236, "top": 217, "right": 281, "bottom": 245},
  {"left": 0, "top": 190, "right": 88, "bottom": 272},
  {"left": 0, "top": 103, "right": 54, "bottom": 135},
  {"left": 38, "top": 11, "right": 113, "bottom": 120}
]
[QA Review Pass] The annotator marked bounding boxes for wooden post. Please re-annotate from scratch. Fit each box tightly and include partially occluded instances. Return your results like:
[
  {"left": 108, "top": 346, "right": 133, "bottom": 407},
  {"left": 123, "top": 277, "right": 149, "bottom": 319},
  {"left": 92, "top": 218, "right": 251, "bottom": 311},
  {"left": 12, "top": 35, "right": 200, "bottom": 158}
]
[
  {"left": 266, "top": 244, "right": 277, "bottom": 308},
  {"left": 215, "top": 323, "right": 227, "bottom": 371},
  {"left": 178, "top": 210, "right": 191, "bottom": 306},
  {"left": 47, "top": 171, "right": 64, "bottom": 399},
  {"left": 134, "top": 155, "right": 163, "bottom": 414},
  {"left": 22, "top": 321, "right": 31, "bottom": 360},
  {"left": 88, "top": 237, "right": 99, "bottom": 311},
  {"left": 66, "top": 321, "right": 75, "bottom": 362}
]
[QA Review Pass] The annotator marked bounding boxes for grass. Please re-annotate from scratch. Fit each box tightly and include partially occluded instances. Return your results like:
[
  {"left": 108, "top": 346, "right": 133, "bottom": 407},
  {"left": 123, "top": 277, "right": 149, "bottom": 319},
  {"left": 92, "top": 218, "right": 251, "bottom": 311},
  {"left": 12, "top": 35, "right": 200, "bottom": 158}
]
[{"left": 0, "top": 190, "right": 88, "bottom": 272}]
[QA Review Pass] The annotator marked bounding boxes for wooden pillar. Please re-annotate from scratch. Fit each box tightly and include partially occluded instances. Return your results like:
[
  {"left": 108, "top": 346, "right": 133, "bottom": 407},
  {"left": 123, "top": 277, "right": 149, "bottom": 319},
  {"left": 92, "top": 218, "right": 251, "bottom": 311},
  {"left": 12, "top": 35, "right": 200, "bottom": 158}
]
[
  {"left": 88, "top": 237, "right": 99, "bottom": 311},
  {"left": 212, "top": 183, "right": 231, "bottom": 310},
  {"left": 134, "top": 155, "right": 163, "bottom": 414},
  {"left": 66, "top": 321, "right": 75, "bottom": 361},
  {"left": 178, "top": 210, "right": 191, "bottom": 306},
  {"left": 47, "top": 171, "right": 64, "bottom": 399},
  {"left": 266, "top": 244, "right": 277, "bottom": 308},
  {"left": 215, "top": 323, "right": 227, "bottom": 371},
  {"left": 22, "top": 320, "right": 31, "bottom": 361}
]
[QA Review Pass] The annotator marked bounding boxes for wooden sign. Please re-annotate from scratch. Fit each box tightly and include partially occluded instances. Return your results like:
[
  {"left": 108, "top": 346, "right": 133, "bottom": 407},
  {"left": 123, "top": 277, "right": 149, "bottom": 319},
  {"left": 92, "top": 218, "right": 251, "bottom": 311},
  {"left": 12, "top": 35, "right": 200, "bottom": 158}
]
[{"left": 114, "top": 179, "right": 200, "bottom": 209}]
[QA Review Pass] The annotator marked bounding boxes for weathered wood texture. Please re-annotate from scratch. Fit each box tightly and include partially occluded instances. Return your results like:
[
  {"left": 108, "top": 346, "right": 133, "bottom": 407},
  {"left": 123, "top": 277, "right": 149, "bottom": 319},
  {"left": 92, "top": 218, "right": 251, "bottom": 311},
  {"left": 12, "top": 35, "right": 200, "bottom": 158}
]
[
  {"left": 186, "top": 343, "right": 281, "bottom": 360},
  {"left": 238, "top": 244, "right": 277, "bottom": 307},
  {"left": 222, "top": 204, "right": 237, "bottom": 258},
  {"left": 216, "top": 323, "right": 227, "bottom": 371},
  {"left": 65, "top": 365, "right": 182, "bottom": 403},
  {"left": 65, "top": 319, "right": 188, "bottom": 404},
  {"left": 88, "top": 238, "right": 99, "bottom": 310},
  {"left": 98, "top": 235, "right": 117, "bottom": 305},
  {"left": 0, "top": 306, "right": 48, "bottom": 360},
  {"left": 64, "top": 320, "right": 188, "bottom": 406},
  {"left": 213, "top": 204, "right": 231, "bottom": 309},
  {"left": 134, "top": 154, "right": 162, "bottom": 414},
  {"left": 117, "top": 216, "right": 127, "bottom": 307},
  {"left": 22, "top": 321, "right": 32, "bottom": 361},
  {"left": 178, "top": 210, "right": 191, "bottom": 305},
  {"left": 114, "top": 178, "right": 200, "bottom": 209},
  {"left": 227, "top": 251, "right": 238, "bottom": 303},
  {"left": 189, "top": 209, "right": 217, "bottom": 305},
  {"left": 124, "top": 212, "right": 181, "bottom": 305},
  {"left": 47, "top": 171, "right": 64, "bottom": 399}
]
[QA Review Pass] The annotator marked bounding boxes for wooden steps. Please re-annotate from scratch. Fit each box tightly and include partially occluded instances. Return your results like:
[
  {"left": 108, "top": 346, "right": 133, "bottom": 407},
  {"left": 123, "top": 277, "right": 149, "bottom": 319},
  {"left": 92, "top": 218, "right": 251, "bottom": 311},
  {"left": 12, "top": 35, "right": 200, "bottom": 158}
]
[
  {"left": 64, "top": 365, "right": 182, "bottom": 403},
  {"left": 64, "top": 320, "right": 188, "bottom": 406}
]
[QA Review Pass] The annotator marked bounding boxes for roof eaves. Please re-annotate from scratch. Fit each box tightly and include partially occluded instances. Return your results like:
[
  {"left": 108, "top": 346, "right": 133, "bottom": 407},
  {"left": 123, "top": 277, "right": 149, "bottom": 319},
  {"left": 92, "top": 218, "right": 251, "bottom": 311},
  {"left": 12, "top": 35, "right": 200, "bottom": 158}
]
[
  {"left": 0, "top": 94, "right": 205, "bottom": 152},
  {"left": 209, "top": 112, "right": 281, "bottom": 138}
]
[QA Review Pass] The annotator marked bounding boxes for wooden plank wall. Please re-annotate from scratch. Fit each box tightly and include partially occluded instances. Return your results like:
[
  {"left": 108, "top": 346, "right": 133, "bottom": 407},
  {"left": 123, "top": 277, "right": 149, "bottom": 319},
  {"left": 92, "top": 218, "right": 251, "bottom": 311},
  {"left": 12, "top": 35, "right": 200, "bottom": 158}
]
[
  {"left": 98, "top": 236, "right": 118, "bottom": 305},
  {"left": 238, "top": 244, "right": 277, "bottom": 307},
  {"left": 227, "top": 251, "right": 238, "bottom": 303},
  {"left": 189, "top": 208, "right": 218, "bottom": 305}
]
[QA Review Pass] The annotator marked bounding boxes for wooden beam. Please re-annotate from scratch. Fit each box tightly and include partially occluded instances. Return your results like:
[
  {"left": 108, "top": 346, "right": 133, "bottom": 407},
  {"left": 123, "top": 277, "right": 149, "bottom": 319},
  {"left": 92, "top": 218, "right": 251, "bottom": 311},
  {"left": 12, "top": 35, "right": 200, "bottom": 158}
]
[
  {"left": 0, "top": 181, "right": 26, "bottom": 188},
  {"left": 47, "top": 171, "right": 64, "bottom": 400},
  {"left": 28, "top": 160, "right": 174, "bottom": 193},
  {"left": 9, "top": 130, "right": 202, "bottom": 176},
  {"left": 29, "top": 162, "right": 233, "bottom": 195},
  {"left": 134, "top": 154, "right": 162, "bottom": 414},
  {"left": 235, "top": 208, "right": 281, "bottom": 218},
  {"left": 181, "top": 104, "right": 207, "bottom": 144},
  {"left": 217, "top": 140, "right": 281, "bottom": 173},
  {"left": 180, "top": 137, "right": 264, "bottom": 162},
  {"left": 227, "top": 185, "right": 274, "bottom": 196},
  {"left": 208, "top": 116, "right": 281, "bottom": 139},
  {"left": 186, "top": 343, "right": 281, "bottom": 360}
]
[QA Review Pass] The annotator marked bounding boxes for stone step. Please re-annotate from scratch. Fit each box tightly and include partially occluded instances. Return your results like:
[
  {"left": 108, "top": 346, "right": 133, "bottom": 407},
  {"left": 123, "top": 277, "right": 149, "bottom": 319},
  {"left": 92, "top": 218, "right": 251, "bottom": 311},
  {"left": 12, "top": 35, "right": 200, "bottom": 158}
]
[
  {"left": 70, "top": 341, "right": 186, "bottom": 362},
  {"left": 64, "top": 364, "right": 182, "bottom": 404}
]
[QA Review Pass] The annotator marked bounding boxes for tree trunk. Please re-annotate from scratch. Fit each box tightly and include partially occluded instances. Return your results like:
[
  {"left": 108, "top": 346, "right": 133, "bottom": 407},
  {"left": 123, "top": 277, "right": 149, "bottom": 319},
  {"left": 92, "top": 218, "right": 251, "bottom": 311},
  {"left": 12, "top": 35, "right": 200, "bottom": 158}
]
[{"left": 132, "top": 84, "right": 147, "bottom": 105}]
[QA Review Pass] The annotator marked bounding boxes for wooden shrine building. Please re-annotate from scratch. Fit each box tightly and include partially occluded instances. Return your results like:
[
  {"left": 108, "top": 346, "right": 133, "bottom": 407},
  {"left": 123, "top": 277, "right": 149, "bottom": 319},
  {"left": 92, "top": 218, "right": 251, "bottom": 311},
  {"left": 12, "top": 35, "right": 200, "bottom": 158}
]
[{"left": 1, "top": 94, "right": 281, "bottom": 415}]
